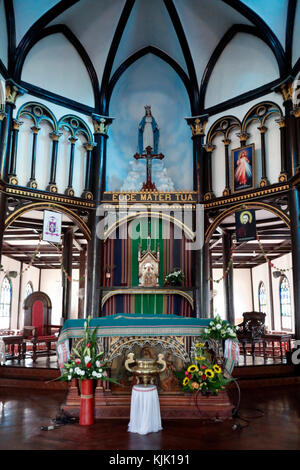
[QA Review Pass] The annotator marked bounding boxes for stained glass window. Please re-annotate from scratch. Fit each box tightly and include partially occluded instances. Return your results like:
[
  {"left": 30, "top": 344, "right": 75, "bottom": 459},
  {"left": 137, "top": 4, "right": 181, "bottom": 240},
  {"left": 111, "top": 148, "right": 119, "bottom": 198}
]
[
  {"left": 258, "top": 281, "right": 267, "bottom": 314},
  {"left": 280, "top": 275, "right": 292, "bottom": 330},
  {"left": 25, "top": 282, "right": 33, "bottom": 299},
  {"left": 0, "top": 276, "right": 12, "bottom": 329}
]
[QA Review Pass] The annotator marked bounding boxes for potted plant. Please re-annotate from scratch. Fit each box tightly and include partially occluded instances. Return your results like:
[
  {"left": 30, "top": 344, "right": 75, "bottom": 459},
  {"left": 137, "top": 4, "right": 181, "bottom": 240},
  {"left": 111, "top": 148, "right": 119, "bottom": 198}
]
[
  {"left": 60, "top": 316, "right": 116, "bottom": 425},
  {"left": 164, "top": 268, "right": 185, "bottom": 286}
]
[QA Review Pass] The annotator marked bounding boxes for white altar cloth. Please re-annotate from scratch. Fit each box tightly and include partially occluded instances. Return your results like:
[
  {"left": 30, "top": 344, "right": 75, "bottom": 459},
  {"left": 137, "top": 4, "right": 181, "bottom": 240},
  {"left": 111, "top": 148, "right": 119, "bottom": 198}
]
[{"left": 128, "top": 384, "right": 162, "bottom": 435}]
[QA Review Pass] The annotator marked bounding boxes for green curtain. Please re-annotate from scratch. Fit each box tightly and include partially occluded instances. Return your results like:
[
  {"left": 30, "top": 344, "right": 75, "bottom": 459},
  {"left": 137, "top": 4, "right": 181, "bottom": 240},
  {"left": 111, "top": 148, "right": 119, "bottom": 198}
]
[{"left": 131, "top": 218, "right": 164, "bottom": 314}]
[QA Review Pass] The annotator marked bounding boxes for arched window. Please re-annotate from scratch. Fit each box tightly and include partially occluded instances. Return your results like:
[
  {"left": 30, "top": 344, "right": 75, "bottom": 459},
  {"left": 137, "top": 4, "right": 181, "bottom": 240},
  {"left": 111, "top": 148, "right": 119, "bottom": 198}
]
[
  {"left": 280, "top": 275, "right": 292, "bottom": 330},
  {"left": 258, "top": 281, "right": 267, "bottom": 314},
  {"left": 0, "top": 276, "right": 12, "bottom": 329},
  {"left": 25, "top": 282, "right": 33, "bottom": 299}
]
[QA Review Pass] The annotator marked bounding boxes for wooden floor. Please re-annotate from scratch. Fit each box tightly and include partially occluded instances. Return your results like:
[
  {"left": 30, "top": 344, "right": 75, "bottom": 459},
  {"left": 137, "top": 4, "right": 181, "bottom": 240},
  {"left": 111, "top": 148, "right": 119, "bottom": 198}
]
[{"left": 0, "top": 384, "right": 299, "bottom": 450}]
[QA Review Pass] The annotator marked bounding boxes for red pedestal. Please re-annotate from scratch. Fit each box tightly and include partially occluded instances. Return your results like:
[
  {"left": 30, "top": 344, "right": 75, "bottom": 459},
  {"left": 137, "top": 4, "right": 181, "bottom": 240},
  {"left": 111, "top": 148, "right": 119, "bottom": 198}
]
[{"left": 79, "top": 379, "right": 94, "bottom": 426}]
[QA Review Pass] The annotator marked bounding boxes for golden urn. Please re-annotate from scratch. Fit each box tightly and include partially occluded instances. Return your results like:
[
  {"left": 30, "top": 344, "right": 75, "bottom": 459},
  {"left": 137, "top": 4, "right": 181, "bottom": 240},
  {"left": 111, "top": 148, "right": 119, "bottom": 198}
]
[{"left": 125, "top": 352, "right": 166, "bottom": 386}]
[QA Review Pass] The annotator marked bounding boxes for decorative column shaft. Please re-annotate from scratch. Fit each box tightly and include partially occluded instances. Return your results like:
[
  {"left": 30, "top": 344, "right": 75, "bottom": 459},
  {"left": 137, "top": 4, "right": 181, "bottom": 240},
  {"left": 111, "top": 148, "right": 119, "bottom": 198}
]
[
  {"left": 8, "top": 119, "right": 23, "bottom": 184},
  {"left": 202, "top": 143, "right": 215, "bottom": 201},
  {"left": 65, "top": 136, "right": 78, "bottom": 197},
  {"left": 276, "top": 118, "right": 288, "bottom": 182},
  {"left": 62, "top": 229, "right": 73, "bottom": 321},
  {"left": 292, "top": 107, "right": 300, "bottom": 173},
  {"left": 258, "top": 125, "right": 269, "bottom": 187},
  {"left": 222, "top": 231, "right": 235, "bottom": 324},
  {"left": 82, "top": 142, "right": 96, "bottom": 200},
  {"left": 222, "top": 138, "right": 231, "bottom": 196},
  {"left": 27, "top": 125, "right": 40, "bottom": 189},
  {"left": 47, "top": 131, "right": 62, "bottom": 193},
  {"left": 186, "top": 116, "right": 210, "bottom": 318},
  {"left": 0, "top": 80, "right": 26, "bottom": 181},
  {"left": 85, "top": 115, "right": 113, "bottom": 318},
  {"left": 278, "top": 81, "right": 300, "bottom": 339}
]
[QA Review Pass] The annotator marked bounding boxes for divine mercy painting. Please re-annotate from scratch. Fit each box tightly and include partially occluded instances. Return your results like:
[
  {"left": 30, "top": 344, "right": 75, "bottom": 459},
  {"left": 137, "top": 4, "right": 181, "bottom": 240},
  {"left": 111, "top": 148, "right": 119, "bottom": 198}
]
[{"left": 232, "top": 144, "right": 255, "bottom": 192}]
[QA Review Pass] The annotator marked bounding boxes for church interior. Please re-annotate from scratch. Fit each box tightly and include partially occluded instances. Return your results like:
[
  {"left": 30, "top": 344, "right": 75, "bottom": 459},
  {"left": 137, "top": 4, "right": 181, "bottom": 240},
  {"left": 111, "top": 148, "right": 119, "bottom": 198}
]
[{"left": 0, "top": 0, "right": 300, "bottom": 453}]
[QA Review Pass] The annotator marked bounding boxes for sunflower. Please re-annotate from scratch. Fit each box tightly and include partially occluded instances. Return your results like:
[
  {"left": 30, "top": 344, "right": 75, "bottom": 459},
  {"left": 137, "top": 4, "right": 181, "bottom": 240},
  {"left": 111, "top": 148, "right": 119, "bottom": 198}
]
[
  {"left": 183, "top": 377, "right": 189, "bottom": 386},
  {"left": 213, "top": 364, "right": 222, "bottom": 374},
  {"left": 187, "top": 365, "right": 199, "bottom": 373},
  {"left": 204, "top": 368, "right": 215, "bottom": 379}
]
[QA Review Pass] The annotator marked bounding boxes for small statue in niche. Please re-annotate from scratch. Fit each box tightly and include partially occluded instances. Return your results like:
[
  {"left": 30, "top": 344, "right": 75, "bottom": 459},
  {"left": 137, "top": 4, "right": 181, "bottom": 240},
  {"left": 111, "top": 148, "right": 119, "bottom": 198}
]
[
  {"left": 138, "top": 105, "right": 159, "bottom": 154},
  {"left": 138, "top": 237, "right": 160, "bottom": 287},
  {"left": 159, "top": 351, "right": 181, "bottom": 392}
]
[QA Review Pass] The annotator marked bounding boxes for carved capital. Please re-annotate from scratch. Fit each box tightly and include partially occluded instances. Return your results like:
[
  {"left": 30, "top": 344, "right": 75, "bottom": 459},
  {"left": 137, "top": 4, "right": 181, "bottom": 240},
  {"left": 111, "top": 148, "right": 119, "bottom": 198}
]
[
  {"left": 0, "top": 111, "right": 7, "bottom": 121},
  {"left": 292, "top": 107, "right": 300, "bottom": 119},
  {"left": 5, "top": 80, "right": 27, "bottom": 105},
  {"left": 259, "top": 177, "right": 270, "bottom": 188},
  {"left": 91, "top": 114, "right": 113, "bottom": 135},
  {"left": 186, "top": 116, "right": 207, "bottom": 136},
  {"left": 275, "top": 118, "right": 286, "bottom": 128},
  {"left": 83, "top": 141, "right": 97, "bottom": 152},
  {"left": 277, "top": 81, "right": 294, "bottom": 102},
  {"left": 65, "top": 187, "right": 75, "bottom": 197},
  {"left": 13, "top": 119, "right": 23, "bottom": 130},
  {"left": 237, "top": 132, "right": 250, "bottom": 143},
  {"left": 222, "top": 138, "right": 231, "bottom": 146},
  {"left": 203, "top": 143, "right": 216, "bottom": 153},
  {"left": 258, "top": 125, "right": 267, "bottom": 134},
  {"left": 28, "top": 179, "right": 38, "bottom": 189},
  {"left": 81, "top": 190, "right": 93, "bottom": 200},
  {"left": 8, "top": 176, "right": 18, "bottom": 185},
  {"left": 31, "top": 125, "right": 40, "bottom": 134},
  {"left": 68, "top": 136, "right": 78, "bottom": 145},
  {"left": 278, "top": 172, "right": 288, "bottom": 183},
  {"left": 49, "top": 131, "right": 62, "bottom": 141}
]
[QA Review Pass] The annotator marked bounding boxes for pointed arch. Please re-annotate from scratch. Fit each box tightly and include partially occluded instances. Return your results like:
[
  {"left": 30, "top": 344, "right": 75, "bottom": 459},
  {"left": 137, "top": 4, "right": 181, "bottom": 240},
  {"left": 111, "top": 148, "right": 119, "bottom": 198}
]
[{"left": 106, "top": 46, "right": 195, "bottom": 115}]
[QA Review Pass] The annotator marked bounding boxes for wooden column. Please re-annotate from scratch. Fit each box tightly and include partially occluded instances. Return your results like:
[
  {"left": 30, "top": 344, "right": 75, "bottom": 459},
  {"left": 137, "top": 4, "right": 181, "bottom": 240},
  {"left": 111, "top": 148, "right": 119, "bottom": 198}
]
[
  {"left": 65, "top": 136, "right": 78, "bottom": 197},
  {"left": 267, "top": 262, "right": 275, "bottom": 331},
  {"left": 202, "top": 143, "right": 215, "bottom": 201},
  {"left": 258, "top": 125, "right": 269, "bottom": 187},
  {"left": 27, "top": 126, "right": 40, "bottom": 188},
  {"left": 222, "top": 231, "right": 235, "bottom": 324},
  {"left": 81, "top": 142, "right": 96, "bottom": 200},
  {"left": 47, "top": 131, "right": 62, "bottom": 193},
  {"left": 8, "top": 119, "right": 23, "bottom": 185},
  {"left": 0, "top": 189, "right": 6, "bottom": 265},
  {"left": 222, "top": 138, "right": 231, "bottom": 196},
  {"left": 78, "top": 246, "right": 86, "bottom": 319},
  {"left": 0, "top": 80, "right": 26, "bottom": 181},
  {"left": 292, "top": 107, "right": 300, "bottom": 174},
  {"left": 85, "top": 115, "right": 113, "bottom": 318},
  {"left": 276, "top": 118, "right": 288, "bottom": 182},
  {"left": 186, "top": 116, "right": 210, "bottom": 318},
  {"left": 62, "top": 229, "right": 73, "bottom": 321},
  {"left": 279, "top": 81, "right": 300, "bottom": 339}
]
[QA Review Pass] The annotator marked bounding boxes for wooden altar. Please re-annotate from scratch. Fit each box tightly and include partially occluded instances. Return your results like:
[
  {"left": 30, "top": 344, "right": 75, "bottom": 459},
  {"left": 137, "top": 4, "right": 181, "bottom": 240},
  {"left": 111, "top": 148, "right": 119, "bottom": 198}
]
[{"left": 58, "top": 315, "right": 234, "bottom": 420}]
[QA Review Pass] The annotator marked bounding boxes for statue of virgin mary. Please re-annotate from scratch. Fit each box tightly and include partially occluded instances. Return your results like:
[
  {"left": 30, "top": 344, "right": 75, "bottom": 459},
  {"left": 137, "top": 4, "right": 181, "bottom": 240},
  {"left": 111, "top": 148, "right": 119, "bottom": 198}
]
[{"left": 138, "top": 105, "right": 159, "bottom": 154}]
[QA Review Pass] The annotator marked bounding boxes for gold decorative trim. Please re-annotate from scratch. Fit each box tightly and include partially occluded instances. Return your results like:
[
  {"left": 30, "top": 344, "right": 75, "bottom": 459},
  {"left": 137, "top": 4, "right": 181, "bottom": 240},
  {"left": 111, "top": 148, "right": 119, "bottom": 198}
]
[
  {"left": 101, "top": 289, "right": 194, "bottom": 309},
  {"left": 5, "top": 186, "right": 95, "bottom": 208},
  {"left": 259, "top": 178, "right": 269, "bottom": 188},
  {"left": 104, "top": 211, "right": 195, "bottom": 241},
  {"left": 28, "top": 180, "right": 38, "bottom": 189},
  {"left": 204, "top": 184, "right": 290, "bottom": 209},
  {"left": 8, "top": 176, "right": 18, "bottom": 185},
  {"left": 278, "top": 173, "right": 288, "bottom": 183},
  {"left": 5, "top": 201, "right": 91, "bottom": 240}
]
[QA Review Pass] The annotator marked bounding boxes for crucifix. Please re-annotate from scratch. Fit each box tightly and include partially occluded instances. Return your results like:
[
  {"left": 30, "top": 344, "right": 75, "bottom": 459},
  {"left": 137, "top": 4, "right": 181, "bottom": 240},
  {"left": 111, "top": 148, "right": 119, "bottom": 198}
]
[{"left": 133, "top": 145, "right": 164, "bottom": 191}]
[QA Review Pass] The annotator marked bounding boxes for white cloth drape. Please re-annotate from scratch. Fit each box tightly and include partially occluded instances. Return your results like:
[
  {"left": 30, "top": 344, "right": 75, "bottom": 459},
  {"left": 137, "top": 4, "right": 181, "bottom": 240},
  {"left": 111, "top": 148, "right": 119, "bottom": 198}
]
[{"left": 128, "top": 384, "right": 162, "bottom": 435}]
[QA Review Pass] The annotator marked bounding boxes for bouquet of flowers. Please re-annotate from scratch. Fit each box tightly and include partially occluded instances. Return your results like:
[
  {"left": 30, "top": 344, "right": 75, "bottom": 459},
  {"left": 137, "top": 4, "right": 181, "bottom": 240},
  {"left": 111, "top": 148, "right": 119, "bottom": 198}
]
[
  {"left": 60, "top": 316, "right": 114, "bottom": 383},
  {"left": 164, "top": 268, "right": 185, "bottom": 286},
  {"left": 180, "top": 342, "right": 232, "bottom": 395},
  {"left": 201, "top": 314, "right": 237, "bottom": 341}
]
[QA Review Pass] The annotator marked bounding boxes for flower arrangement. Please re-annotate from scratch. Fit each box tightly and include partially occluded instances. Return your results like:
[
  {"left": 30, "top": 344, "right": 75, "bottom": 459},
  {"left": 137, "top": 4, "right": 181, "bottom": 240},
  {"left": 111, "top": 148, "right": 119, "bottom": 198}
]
[
  {"left": 180, "top": 342, "right": 232, "bottom": 395},
  {"left": 60, "top": 316, "right": 114, "bottom": 383},
  {"left": 164, "top": 268, "right": 185, "bottom": 286},
  {"left": 201, "top": 314, "right": 237, "bottom": 341}
]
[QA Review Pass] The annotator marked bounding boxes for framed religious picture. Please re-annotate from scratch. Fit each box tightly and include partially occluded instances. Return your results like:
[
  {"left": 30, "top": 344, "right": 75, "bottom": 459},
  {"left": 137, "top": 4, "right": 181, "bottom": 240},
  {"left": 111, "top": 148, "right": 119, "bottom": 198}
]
[
  {"left": 235, "top": 209, "right": 256, "bottom": 242},
  {"left": 231, "top": 144, "right": 255, "bottom": 192}
]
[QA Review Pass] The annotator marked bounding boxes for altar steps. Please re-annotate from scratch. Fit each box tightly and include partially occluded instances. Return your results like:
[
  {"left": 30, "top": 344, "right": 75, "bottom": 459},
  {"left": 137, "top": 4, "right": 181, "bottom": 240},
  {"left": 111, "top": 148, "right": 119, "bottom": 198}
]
[
  {"left": 233, "top": 364, "right": 300, "bottom": 388},
  {"left": 0, "top": 366, "right": 67, "bottom": 391}
]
